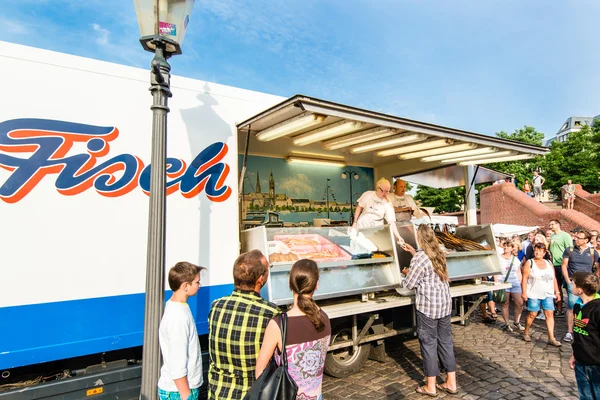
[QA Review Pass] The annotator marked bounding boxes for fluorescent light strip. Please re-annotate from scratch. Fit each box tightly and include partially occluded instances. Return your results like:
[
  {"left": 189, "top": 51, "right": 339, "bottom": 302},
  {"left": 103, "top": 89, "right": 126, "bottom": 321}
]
[
  {"left": 440, "top": 150, "right": 513, "bottom": 164},
  {"left": 323, "top": 127, "right": 398, "bottom": 150},
  {"left": 376, "top": 138, "right": 449, "bottom": 157},
  {"left": 289, "top": 151, "right": 345, "bottom": 160},
  {"left": 458, "top": 154, "right": 534, "bottom": 166},
  {"left": 399, "top": 143, "right": 477, "bottom": 160},
  {"left": 350, "top": 134, "right": 428, "bottom": 154},
  {"left": 421, "top": 147, "right": 496, "bottom": 162},
  {"left": 286, "top": 156, "right": 346, "bottom": 167},
  {"left": 256, "top": 112, "right": 327, "bottom": 142},
  {"left": 293, "top": 120, "right": 366, "bottom": 146}
]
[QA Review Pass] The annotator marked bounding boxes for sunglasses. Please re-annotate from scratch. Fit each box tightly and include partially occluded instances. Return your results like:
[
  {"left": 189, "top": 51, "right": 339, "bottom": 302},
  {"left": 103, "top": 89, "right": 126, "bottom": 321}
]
[{"left": 378, "top": 186, "right": 390, "bottom": 194}]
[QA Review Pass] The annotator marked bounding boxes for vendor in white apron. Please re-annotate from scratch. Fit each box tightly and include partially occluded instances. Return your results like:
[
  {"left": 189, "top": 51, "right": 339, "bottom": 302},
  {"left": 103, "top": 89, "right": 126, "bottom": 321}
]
[
  {"left": 351, "top": 178, "right": 405, "bottom": 245},
  {"left": 388, "top": 179, "right": 426, "bottom": 223}
]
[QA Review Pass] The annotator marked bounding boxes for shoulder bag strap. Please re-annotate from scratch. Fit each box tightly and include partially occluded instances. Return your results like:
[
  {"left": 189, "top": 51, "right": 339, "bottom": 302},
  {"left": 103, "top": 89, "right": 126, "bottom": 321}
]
[
  {"left": 280, "top": 312, "right": 289, "bottom": 369},
  {"left": 504, "top": 255, "right": 516, "bottom": 283}
]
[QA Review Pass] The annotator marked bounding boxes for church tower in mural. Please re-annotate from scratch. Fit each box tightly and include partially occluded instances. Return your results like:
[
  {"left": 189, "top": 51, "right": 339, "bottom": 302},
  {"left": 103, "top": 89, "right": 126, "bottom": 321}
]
[
  {"left": 256, "top": 172, "right": 261, "bottom": 193},
  {"left": 269, "top": 170, "right": 275, "bottom": 198}
]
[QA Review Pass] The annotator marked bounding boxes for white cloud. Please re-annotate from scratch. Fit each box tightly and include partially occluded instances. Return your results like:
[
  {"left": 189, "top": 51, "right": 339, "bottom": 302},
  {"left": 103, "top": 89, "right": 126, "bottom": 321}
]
[
  {"left": 278, "top": 174, "right": 314, "bottom": 198},
  {"left": 0, "top": 17, "right": 29, "bottom": 35},
  {"left": 92, "top": 23, "right": 110, "bottom": 46}
]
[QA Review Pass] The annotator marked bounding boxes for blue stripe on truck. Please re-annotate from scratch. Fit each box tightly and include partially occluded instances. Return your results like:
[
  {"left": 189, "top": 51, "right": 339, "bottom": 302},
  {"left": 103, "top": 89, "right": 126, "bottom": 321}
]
[{"left": 0, "top": 284, "right": 235, "bottom": 370}]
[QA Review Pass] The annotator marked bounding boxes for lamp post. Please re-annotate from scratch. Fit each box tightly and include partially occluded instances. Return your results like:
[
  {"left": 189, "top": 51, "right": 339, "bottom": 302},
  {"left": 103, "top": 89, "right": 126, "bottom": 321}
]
[
  {"left": 342, "top": 170, "right": 359, "bottom": 224},
  {"left": 134, "top": 1, "right": 194, "bottom": 400},
  {"left": 326, "top": 178, "right": 331, "bottom": 219}
]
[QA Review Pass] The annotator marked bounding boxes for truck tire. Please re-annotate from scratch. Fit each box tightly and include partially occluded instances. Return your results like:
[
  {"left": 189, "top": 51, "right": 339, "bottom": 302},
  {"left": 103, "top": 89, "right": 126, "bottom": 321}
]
[{"left": 324, "top": 322, "right": 371, "bottom": 378}]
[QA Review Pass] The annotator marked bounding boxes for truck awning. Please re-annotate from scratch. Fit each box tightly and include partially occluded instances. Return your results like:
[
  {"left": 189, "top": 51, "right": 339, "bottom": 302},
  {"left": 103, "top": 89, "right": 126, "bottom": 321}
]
[
  {"left": 236, "top": 95, "right": 548, "bottom": 174},
  {"left": 398, "top": 165, "right": 512, "bottom": 189}
]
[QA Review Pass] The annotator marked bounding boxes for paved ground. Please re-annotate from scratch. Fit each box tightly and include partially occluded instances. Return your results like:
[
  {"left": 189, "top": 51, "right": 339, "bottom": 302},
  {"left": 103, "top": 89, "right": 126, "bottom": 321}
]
[{"left": 322, "top": 310, "right": 580, "bottom": 399}]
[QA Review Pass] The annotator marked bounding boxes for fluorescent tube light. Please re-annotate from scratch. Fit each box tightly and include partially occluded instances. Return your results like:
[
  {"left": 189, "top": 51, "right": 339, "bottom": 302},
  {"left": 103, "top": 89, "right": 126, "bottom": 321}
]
[
  {"left": 440, "top": 150, "right": 513, "bottom": 164},
  {"left": 421, "top": 147, "right": 495, "bottom": 162},
  {"left": 323, "top": 127, "right": 398, "bottom": 150},
  {"left": 458, "top": 153, "right": 534, "bottom": 166},
  {"left": 350, "top": 134, "right": 428, "bottom": 154},
  {"left": 399, "top": 143, "right": 477, "bottom": 160},
  {"left": 286, "top": 156, "right": 346, "bottom": 167},
  {"left": 256, "top": 112, "right": 326, "bottom": 142},
  {"left": 289, "top": 151, "right": 345, "bottom": 160},
  {"left": 376, "top": 138, "right": 449, "bottom": 157},
  {"left": 292, "top": 120, "right": 366, "bottom": 146}
]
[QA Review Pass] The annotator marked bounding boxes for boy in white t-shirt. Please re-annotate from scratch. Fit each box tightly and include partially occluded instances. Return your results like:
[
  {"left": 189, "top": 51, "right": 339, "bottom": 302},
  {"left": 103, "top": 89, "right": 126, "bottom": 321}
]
[{"left": 158, "top": 262, "right": 205, "bottom": 400}]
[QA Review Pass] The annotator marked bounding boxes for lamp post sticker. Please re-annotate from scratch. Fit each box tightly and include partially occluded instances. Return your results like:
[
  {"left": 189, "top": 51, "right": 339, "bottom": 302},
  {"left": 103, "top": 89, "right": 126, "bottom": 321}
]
[{"left": 159, "top": 21, "right": 176, "bottom": 36}]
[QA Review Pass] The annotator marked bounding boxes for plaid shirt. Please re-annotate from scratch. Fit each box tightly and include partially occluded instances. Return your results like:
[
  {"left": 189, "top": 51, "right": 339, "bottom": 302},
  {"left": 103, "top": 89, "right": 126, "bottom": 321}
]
[
  {"left": 207, "top": 289, "right": 280, "bottom": 400},
  {"left": 404, "top": 250, "right": 452, "bottom": 319}
]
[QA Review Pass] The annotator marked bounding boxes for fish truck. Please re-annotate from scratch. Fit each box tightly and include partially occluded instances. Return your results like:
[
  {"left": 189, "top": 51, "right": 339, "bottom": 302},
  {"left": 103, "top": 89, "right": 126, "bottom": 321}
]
[{"left": 0, "top": 41, "right": 547, "bottom": 399}]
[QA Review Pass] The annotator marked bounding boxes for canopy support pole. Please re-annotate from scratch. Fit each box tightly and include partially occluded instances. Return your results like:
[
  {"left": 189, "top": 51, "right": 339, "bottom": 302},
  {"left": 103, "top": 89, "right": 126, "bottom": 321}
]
[{"left": 464, "top": 165, "right": 478, "bottom": 226}]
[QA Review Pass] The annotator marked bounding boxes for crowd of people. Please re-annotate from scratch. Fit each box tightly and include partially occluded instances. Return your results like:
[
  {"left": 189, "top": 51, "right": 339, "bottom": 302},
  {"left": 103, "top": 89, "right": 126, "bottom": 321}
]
[
  {"left": 484, "top": 222, "right": 600, "bottom": 398},
  {"left": 152, "top": 220, "right": 599, "bottom": 400}
]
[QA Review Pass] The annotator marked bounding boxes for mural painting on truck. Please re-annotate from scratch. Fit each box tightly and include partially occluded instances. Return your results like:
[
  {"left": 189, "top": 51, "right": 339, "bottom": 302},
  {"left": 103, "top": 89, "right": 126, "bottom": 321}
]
[
  {"left": 239, "top": 154, "right": 374, "bottom": 226},
  {"left": 0, "top": 40, "right": 285, "bottom": 371}
]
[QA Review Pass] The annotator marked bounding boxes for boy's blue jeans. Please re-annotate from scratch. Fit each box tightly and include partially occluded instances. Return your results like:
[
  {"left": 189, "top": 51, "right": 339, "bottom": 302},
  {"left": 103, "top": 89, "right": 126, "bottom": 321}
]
[
  {"left": 576, "top": 363, "right": 600, "bottom": 400},
  {"left": 158, "top": 388, "right": 199, "bottom": 400}
]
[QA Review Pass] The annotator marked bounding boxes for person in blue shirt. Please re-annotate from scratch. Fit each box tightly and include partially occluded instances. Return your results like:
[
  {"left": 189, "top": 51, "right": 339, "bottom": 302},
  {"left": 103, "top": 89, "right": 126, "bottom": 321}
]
[{"left": 562, "top": 230, "right": 600, "bottom": 343}]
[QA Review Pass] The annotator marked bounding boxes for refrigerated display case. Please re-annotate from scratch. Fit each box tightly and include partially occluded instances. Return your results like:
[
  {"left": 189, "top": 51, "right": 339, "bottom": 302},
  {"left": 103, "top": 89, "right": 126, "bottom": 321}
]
[
  {"left": 241, "top": 225, "right": 401, "bottom": 305},
  {"left": 395, "top": 223, "right": 503, "bottom": 295}
]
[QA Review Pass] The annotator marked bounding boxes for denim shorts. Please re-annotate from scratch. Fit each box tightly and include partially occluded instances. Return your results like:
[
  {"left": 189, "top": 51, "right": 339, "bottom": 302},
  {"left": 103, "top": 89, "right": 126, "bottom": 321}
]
[
  {"left": 158, "top": 388, "right": 199, "bottom": 400},
  {"left": 566, "top": 283, "right": 579, "bottom": 310},
  {"left": 527, "top": 297, "right": 555, "bottom": 312},
  {"left": 506, "top": 281, "right": 522, "bottom": 294}
]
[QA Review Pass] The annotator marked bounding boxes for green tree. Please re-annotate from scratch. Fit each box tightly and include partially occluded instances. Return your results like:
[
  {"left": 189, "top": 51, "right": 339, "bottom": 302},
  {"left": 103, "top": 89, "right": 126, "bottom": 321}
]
[
  {"left": 541, "top": 122, "right": 600, "bottom": 195},
  {"left": 414, "top": 185, "right": 464, "bottom": 213},
  {"left": 486, "top": 126, "right": 545, "bottom": 189}
]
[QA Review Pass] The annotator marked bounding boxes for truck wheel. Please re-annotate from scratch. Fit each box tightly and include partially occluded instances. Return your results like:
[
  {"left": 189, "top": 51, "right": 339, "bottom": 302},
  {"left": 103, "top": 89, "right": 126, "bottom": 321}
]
[{"left": 324, "top": 322, "right": 371, "bottom": 378}]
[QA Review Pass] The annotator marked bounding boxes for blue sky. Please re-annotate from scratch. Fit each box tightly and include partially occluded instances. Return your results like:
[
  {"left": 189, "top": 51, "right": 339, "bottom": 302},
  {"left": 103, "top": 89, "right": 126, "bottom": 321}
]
[{"left": 2, "top": 0, "right": 599, "bottom": 140}]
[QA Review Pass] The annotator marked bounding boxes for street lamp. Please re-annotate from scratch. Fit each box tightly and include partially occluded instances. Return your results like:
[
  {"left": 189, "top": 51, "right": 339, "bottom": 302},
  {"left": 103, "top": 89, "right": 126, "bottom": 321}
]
[
  {"left": 134, "top": 1, "right": 195, "bottom": 400},
  {"left": 342, "top": 170, "right": 359, "bottom": 224},
  {"left": 325, "top": 179, "right": 331, "bottom": 219}
]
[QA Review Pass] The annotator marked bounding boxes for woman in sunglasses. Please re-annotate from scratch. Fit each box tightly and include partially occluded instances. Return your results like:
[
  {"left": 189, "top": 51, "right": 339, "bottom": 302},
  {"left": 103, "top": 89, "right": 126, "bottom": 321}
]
[
  {"left": 351, "top": 177, "right": 404, "bottom": 245},
  {"left": 521, "top": 243, "right": 562, "bottom": 346}
]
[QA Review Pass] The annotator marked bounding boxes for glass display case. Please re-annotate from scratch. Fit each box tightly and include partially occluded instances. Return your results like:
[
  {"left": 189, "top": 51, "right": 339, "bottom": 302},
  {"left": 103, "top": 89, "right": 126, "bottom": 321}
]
[
  {"left": 395, "top": 223, "right": 503, "bottom": 295},
  {"left": 241, "top": 225, "right": 401, "bottom": 305}
]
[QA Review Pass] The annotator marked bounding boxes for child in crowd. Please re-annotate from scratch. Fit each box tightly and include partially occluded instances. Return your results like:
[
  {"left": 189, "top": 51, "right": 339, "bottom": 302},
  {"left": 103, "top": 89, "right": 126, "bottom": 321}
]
[
  {"left": 569, "top": 271, "right": 600, "bottom": 399},
  {"left": 158, "top": 262, "right": 205, "bottom": 400}
]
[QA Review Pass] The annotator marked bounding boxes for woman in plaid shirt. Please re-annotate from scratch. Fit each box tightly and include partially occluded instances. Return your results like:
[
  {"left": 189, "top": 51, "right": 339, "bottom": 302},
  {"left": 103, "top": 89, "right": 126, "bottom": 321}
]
[{"left": 402, "top": 225, "right": 458, "bottom": 397}]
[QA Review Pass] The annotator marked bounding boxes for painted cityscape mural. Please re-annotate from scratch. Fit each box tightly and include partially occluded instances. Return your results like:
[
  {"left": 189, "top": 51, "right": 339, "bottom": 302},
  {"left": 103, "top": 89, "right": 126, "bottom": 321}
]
[{"left": 239, "top": 155, "right": 375, "bottom": 226}]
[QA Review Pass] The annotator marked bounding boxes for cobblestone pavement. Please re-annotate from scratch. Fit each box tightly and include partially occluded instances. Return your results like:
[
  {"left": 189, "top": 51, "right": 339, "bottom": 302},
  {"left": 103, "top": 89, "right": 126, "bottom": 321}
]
[{"left": 322, "top": 311, "right": 579, "bottom": 399}]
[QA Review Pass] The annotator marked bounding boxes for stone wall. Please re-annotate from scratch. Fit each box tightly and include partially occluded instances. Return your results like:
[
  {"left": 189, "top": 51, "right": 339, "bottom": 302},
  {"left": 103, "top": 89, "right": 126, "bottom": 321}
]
[
  {"left": 480, "top": 183, "right": 600, "bottom": 232},
  {"left": 561, "top": 185, "right": 600, "bottom": 223}
]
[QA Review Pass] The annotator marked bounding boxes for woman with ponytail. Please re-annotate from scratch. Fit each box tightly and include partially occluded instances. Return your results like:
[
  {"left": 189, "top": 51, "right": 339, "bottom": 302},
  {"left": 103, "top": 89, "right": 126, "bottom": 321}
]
[
  {"left": 402, "top": 224, "right": 458, "bottom": 396},
  {"left": 256, "top": 259, "right": 331, "bottom": 399}
]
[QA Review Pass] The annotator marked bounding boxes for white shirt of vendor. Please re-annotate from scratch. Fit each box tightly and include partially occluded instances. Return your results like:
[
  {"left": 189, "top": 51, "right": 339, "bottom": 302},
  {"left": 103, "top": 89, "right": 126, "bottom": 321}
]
[{"left": 355, "top": 190, "right": 396, "bottom": 228}]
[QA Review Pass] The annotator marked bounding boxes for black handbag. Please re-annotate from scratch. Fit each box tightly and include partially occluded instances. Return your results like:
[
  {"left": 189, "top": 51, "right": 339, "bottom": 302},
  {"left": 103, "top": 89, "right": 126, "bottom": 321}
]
[{"left": 243, "top": 312, "right": 298, "bottom": 400}]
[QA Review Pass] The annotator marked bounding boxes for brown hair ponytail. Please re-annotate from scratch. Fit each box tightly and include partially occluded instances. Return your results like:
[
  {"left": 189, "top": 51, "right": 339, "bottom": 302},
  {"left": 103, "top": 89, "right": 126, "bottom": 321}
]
[{"left": 289, "top": 259, "right": 325, "bottom": 332}]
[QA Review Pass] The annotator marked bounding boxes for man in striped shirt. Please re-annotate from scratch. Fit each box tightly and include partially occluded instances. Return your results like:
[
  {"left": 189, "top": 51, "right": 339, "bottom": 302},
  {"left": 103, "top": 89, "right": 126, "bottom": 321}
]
[{"left": 207, "top": 250, "right": 280, "bottom": 400}]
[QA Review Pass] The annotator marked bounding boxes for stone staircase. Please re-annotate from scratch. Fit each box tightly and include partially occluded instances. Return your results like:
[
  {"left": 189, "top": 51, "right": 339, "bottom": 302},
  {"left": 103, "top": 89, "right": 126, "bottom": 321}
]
[
  {"left": 542, "top": 201, "right": 563, "bottom": 211},
  {"left": 480, "top": 183, "right": 600, "bottom": 232}
]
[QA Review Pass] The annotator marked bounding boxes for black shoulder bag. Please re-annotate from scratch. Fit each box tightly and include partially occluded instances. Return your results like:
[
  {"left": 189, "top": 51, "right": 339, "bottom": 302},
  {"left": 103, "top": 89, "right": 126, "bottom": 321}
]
[{"left": 243, "top": 312, "right": 298, "bottom": 400}]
